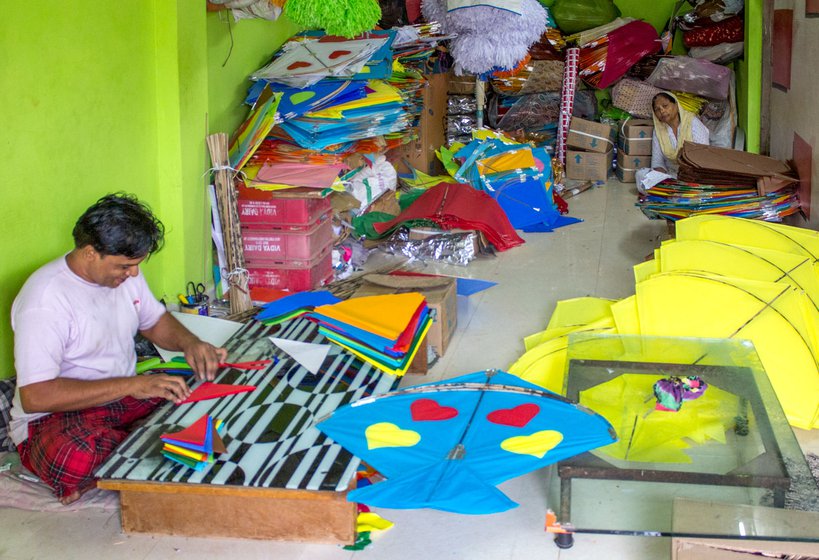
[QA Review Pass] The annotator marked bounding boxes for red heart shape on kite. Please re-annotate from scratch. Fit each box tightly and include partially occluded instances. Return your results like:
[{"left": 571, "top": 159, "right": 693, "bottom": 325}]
[
  {"left": 329, "top": 49, "right": 352, "bottom": 60},
  {"left": 287, "top": 61, "right": 312, "bottom": 70},
  {"left": 487, "top": 403, "right": 539, "bottom": 427},
  {"left": 411, "top": 398, "right": 458, "bottom": 421}
]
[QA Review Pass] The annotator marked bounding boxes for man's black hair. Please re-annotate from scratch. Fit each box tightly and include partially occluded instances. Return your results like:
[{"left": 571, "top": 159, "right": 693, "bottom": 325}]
[{"left": 72, "top": 193, "right": 165, "bottom": 258}]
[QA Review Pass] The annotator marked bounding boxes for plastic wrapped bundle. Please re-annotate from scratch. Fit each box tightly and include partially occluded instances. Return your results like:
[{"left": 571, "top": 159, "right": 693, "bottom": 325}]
[
  {"left": 551, "top": 0, "right": 620, "bottom": 34},
  {"left": 447, "top": 114, "right": 478, "bottom": 136},
  {"left": 688, "top": 42, "right": 744, "bottom": 65},
  {"left": 578, "top": 20, "right": 660, "bottom": 89},
  {"left": 448, "top": 95, "right": 478, "bottom": 115},
  {"left": 611, "top": 78, "right": 663, "bottom": 119},
  {"left": 683, "top": 15, "right": 744, "bottom": 48},
  {"left": 491, "top": 60, "right": 565, "bottom": 95},
  {"left": 676, "top": 0, "right": 743, "bottom": 30},
  {"left": 646, "top": 56, "right": 731, "bottom": 100}
]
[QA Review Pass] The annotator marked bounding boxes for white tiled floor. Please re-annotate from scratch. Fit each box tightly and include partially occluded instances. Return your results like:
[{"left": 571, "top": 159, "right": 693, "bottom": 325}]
[{"left": 1, "top": 180, "right": 813, "bottom": 559}]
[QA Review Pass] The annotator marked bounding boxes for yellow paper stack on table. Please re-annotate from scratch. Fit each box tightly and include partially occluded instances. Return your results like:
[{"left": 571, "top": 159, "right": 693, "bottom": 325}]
[{"left": 308, "top": 293, "right": 432, "bottom": 376}]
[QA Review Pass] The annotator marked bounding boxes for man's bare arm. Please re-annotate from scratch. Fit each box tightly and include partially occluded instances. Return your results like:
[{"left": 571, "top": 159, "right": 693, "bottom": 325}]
[{"left": 20, "top": 374, "right": 192, "bottom": 413}]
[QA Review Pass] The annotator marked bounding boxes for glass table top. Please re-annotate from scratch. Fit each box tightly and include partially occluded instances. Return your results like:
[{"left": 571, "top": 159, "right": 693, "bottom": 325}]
[{"left": 548, "top": 333, "right": 819, "bottom": 542}]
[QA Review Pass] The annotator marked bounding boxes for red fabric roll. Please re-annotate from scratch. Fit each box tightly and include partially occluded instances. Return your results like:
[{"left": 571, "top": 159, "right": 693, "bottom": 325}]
[{"left": 683, "top": 16, "right": 744, "bottom": 48}]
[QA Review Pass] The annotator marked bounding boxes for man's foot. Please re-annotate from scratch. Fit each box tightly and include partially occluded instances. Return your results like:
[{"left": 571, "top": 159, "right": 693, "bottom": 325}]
[{"left": 59, "top": 482, "right": 96, "bottom": 505}]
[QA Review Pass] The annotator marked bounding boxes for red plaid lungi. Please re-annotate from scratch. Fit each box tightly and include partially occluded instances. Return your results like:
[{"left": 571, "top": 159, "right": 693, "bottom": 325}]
[{"left": 17, "top": 396, "right": 162, "bottom": 499}]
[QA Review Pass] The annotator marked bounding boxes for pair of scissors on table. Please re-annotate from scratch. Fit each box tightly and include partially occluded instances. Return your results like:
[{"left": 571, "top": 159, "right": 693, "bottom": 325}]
[{"left": 186, "top": 282, "right": 207, "bottom": 304}]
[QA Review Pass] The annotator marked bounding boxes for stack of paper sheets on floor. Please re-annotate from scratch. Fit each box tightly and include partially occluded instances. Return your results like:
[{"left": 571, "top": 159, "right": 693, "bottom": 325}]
[
  {"left": 308, "top": 293, "right": 431, "bottom": 376},
  {"left": 637, "top": 179, "right": 802, "bottom": 222},
  {"left": 160, "top": 414, "right": 227, "bottom": 471},
  {"left": 638, "top": 143, "right": 802, "bottom": 222}
]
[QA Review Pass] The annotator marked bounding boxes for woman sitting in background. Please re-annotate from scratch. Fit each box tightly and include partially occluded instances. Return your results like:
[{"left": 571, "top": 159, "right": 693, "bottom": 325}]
[{"left": 636, "top": 92, "right": 710, "bottom": 193}]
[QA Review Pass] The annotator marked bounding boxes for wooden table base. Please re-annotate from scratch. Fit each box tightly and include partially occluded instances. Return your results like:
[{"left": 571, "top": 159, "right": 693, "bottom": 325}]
[{"left": 98, "top": 480, "right": 357, "bottom": 544}]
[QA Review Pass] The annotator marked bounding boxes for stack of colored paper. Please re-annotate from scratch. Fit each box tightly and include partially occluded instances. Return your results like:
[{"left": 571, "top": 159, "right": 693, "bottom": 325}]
[
  {"left": 229, "top": 85, "right": 282, "bottom": 171},
  {"left": 308, "top": 293, "right": 431, "bottom": 376},
  {"left": 255, "top": 290, "right": 341, "bottom": 325},
  {"left": 280, "top": 80, "right": 410, "bottom": 151},
  {"left": 160, "top": 414, "right": 226, "bottom": 471},
  {"left": 251, "top": 34, "right": 391, "bottom": 88}
]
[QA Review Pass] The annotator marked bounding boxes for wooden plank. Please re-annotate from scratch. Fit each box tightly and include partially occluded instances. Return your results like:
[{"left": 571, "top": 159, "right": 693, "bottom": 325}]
[{"left": 99, "top": 480, "right": 356, "bottom": 543}]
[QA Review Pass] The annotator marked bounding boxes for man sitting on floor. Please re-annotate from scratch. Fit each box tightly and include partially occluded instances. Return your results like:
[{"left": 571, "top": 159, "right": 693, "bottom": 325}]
[{"left": 9, "top": 193, "right": 227, "bottom": 505}]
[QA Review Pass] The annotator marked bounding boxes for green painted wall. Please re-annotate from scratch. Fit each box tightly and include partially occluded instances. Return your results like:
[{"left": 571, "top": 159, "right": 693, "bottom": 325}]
[
  {"left": 736, "top": 0, "right": 761, "bottom": 153},
  {"left": 0, "top": 3, "right": 296, "bottom": 378},
  {"left": 614, "top": 0, "right": 679, "bottom": 32},
  {"left": 0, "top": 3, "right": 164, "bottom": 378}
]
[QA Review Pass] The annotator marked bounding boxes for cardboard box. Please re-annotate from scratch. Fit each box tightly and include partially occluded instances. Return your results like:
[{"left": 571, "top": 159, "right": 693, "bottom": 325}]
[
  {"left": 567, "top": 117, "right": 616, "bottom": 154},
  {"left": 566, "top": 148, "right": 613, "bottom": 181},
  {"left": 615, "top": 153, "right": 650, "bottom": 183},
  {"left": 391, "top": 72, "right": 448, "bottom": 176},
  {"left": 618, "top": 119, "right": 654, "bottom": 156},
  {"left": 447, "top": 71, "right": 476, "bottom": 95},
  {"left": 352, "top": 273, "right": 458, "bottom": 359},
  {"left": 671, "top": 499, "right": 819, "bottom": 559},
  {"left": 672, "top": 539, "right": 819, "bottom": 559}
]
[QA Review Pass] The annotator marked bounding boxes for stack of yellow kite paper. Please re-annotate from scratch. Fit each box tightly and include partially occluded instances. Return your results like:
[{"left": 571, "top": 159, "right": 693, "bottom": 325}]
[
  {"left": 510, "top": 214, "right": 819, "bottom": 431},
  {"left": 308, "top": 293, "right": 432, "bottom": 376}
]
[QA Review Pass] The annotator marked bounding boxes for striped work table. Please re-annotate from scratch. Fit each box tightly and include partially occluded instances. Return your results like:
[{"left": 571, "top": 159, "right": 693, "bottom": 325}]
[{"left": 96, "top": 317, "right": 399, "bottom": 543}]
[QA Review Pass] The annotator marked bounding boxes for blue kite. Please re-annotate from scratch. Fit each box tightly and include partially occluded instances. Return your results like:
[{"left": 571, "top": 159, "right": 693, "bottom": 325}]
[{"left": 316, "top": 369, "right": 617, "bottom": 514}]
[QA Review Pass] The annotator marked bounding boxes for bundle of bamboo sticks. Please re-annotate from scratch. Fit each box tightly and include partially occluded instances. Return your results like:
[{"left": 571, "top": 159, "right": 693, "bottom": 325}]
[{"left": 206, "top": 132, "right": 253, "bottom": 314}]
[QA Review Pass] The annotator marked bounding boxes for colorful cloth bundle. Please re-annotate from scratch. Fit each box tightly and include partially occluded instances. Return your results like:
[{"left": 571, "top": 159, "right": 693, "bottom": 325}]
[
  {"left": 683, "top": 15, "right": 744, "bottom": 48},
  {"left": 491, "top": 60, "right": 566, "bottom": 96},
  {"left": 308, "top": 293, "right": 432, "bottom": 376},
  {"left": 578, "top": 20, "right": 660, "bottom": 89}
]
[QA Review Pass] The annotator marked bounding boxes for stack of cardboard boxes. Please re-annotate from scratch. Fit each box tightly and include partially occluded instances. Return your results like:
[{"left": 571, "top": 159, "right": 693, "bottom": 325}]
[
  {"left": 615, "top": 119, "right": 654, "bottom": 183},
  {"left": 565, "top": 117, "right": 616, "bottom": 181}
]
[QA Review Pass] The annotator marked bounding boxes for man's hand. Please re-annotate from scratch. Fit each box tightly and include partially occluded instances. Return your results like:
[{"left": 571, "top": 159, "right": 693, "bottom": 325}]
[
  {"left": 129, "top": 374, "right": 192, "bottom": 404},
  {"left": 20, "top": 374, "right": 193, "bottom": 413},
  {"left": 182, "top": 340, "right": 228, "bottom": 381},
  {"left": 140, "top": 312, "right": 228, "bottom": 381}
]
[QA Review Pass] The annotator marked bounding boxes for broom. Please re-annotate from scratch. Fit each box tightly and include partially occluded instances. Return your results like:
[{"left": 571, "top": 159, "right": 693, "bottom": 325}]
[{"left": 206, "top": 132, "right": 253, "bottom": 314}]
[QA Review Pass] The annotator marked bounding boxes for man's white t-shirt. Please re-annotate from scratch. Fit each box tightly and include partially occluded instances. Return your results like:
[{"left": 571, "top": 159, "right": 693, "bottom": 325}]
[{"left": 9, "top": 255, "right": 166, "bottom": 445}]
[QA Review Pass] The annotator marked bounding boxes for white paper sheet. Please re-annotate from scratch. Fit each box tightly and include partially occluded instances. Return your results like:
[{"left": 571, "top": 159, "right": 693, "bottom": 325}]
[
  {"left": 641, "top": 169, "right": 673, "bottom": 190},
  {"left": 269, "top": 337, "right": 331, "bottom": 375},
  {"left": 155, "top": 312, "right": 243, "bottom": 362}
]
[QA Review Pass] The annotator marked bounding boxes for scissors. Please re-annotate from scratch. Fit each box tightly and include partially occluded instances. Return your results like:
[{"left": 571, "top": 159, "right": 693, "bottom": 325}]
[
  {"left": 170, "top": 356, "right": 276, "bottom": 370},
  {"left": 186, "top": 282, "right": 207, "bottom": 304}
]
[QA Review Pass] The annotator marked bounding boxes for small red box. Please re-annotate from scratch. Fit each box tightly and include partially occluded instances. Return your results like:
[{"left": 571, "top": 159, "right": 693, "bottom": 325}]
[
  {"left": 247, "top": 248, "right": 334, "bottom": 292},
  {"left": 241, "top": 219, "right": 334, "bottom": 263},
  {"left": 237, "top": 186, "right": 332, "bottom": 228}
]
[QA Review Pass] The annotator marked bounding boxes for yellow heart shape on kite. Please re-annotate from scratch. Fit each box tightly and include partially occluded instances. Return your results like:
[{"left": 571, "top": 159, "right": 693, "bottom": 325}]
[
  {"left": 365, "top": 422, "right": 421, "bottom": 450},
  {"left": 501, "top": 430, "right": 564, "bottom": 458}
]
